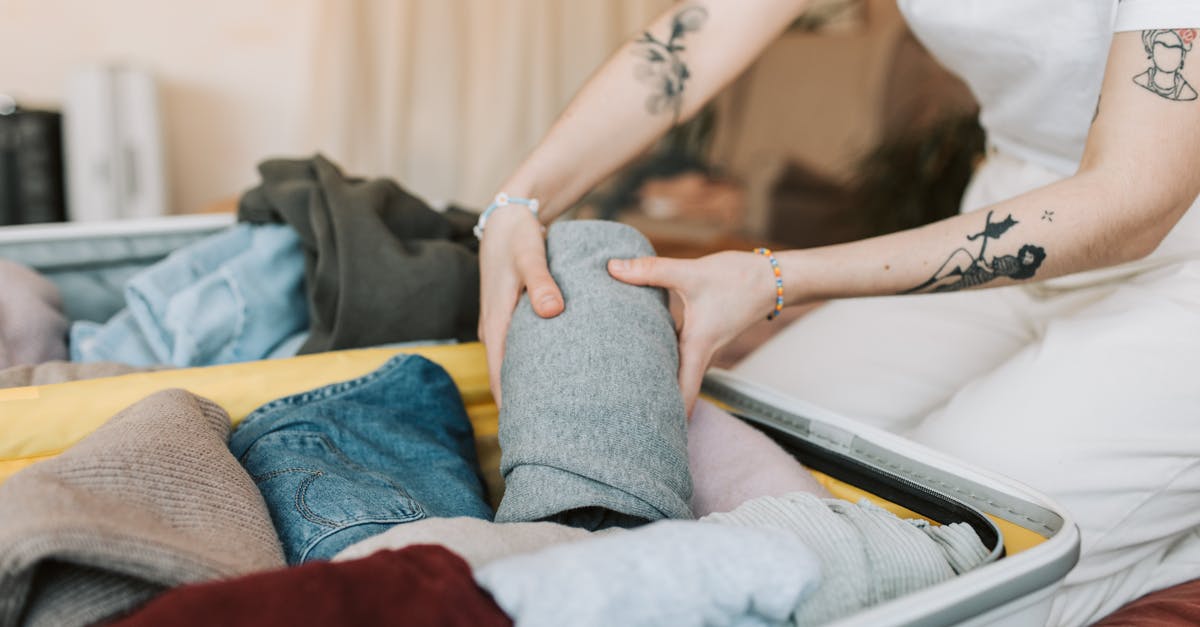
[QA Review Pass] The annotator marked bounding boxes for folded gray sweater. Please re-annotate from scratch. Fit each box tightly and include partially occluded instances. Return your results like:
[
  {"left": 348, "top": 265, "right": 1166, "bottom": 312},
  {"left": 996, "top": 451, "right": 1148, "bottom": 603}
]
[{"left": 495, "top": 220, "right": 693, "bottom": 527}]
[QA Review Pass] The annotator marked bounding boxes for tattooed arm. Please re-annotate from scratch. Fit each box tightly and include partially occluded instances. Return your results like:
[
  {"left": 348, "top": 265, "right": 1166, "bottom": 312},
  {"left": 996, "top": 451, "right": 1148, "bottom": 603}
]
[
  {"left": 480, "top": 0, "right": 810, "bottom": 402},
  {"left": 495, "top": 0, "right": 809, "bottom": 224},
  {"left": 610, "top": 28, "right": 1200, "bottom": 411},
  {"left": 775, "top": 28, "right": 1200, "bottom": 299}
]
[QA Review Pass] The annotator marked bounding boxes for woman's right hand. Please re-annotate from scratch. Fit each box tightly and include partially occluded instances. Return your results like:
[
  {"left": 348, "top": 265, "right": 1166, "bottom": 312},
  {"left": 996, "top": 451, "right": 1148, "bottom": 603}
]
[{"left": 478, "top": 204, "right": 564, "bottom": 407}]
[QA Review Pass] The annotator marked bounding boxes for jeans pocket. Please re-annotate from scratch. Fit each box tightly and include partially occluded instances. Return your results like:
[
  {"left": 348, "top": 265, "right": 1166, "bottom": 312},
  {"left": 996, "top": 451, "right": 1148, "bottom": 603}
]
[{"left": 240, "top": 430, "right": 426, "bottom": 564}]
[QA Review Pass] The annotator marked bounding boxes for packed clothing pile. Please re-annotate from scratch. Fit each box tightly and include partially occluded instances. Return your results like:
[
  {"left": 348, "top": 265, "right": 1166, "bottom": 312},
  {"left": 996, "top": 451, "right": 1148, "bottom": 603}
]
[{"left": 0, "top": 157, "right": 991, "bottom": 627}]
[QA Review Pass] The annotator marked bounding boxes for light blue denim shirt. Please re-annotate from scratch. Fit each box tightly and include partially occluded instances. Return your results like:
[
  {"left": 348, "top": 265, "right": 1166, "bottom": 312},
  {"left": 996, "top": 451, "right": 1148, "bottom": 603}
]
[{"left": 70, "top": 224, "right": 307, "bottom": 366}]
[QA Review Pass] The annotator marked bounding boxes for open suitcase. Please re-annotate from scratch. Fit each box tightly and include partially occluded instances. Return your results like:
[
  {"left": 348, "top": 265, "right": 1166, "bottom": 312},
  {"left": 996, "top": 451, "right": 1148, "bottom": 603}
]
[{"left": 0, "top": 215, "right": 1081, "bottom": 626}]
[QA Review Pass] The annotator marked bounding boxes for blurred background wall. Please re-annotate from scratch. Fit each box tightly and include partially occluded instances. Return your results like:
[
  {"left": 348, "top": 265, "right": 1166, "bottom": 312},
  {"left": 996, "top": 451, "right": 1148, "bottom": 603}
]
[
  {"left": 304, "top": 0, "right": 675, "bottom": 208},
  {"left": 0, "top": 0, "right": 975, "bottom": 240},
  {"left": 0, "top": 0, "right": 673, "bottom": 214},
  {"left": 0, "top": 0, "right": 320, "bottom": 215}
]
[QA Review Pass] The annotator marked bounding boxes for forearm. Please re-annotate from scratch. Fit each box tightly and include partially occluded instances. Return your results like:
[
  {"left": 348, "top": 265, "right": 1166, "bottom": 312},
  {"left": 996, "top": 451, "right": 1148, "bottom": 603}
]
[
  {"left": 762, "top": 27, "right": 1200, "bottom": 306},
  {"left": 777, "top": 169, "right": 1185, "bottom": 304},
  {"left": 500, "top": 0, "right": 807, "bottom": 221}
]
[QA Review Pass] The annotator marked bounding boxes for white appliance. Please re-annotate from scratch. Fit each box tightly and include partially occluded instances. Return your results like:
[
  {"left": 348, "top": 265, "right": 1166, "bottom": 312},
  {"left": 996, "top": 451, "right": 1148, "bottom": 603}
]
[{"left": 63, "top": 66, "right": 169, "bottom": 221}]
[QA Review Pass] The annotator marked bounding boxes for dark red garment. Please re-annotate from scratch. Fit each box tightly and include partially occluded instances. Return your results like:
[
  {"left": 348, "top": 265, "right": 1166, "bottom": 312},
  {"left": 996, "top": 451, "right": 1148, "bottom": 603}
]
[
  {"left": 105, "top": 545, "right": 512, "bottom": 627},
  {"left": 1094, "top": 578, "right": 1200, "bottom": 627}
]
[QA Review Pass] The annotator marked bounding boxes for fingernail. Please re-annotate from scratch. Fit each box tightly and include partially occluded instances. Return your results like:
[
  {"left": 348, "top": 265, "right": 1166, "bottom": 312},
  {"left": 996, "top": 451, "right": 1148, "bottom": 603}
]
[
  {"left": 610, "top": 259, "right": 630, "bottom": 272},
  {"left": 538, "top": 294, "right": 559, "bottom": 308}
]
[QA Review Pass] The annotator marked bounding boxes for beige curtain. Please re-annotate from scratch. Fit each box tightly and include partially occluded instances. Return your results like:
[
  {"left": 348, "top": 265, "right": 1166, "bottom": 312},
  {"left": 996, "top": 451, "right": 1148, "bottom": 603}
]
[{"left": 303, "top": 0, "right": 671, "bottom": 207}]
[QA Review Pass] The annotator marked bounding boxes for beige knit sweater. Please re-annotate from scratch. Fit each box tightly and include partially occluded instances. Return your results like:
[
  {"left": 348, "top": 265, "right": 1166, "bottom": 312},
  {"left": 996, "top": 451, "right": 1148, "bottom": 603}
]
[{"left": 0, "top": 389, "right": 285, "bottom": 627}]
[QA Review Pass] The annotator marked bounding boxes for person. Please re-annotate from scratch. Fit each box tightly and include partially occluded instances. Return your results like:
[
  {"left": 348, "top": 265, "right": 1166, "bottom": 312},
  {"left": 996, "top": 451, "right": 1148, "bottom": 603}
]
[{"left": 475, "top": 2, "right": 1200, "bottom": 625}]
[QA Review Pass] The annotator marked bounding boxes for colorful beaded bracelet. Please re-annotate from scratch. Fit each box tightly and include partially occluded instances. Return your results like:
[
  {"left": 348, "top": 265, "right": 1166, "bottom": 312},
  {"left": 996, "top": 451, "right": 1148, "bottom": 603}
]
[{"left": 753, "top": 247, "right": 784, "bottom": 321}]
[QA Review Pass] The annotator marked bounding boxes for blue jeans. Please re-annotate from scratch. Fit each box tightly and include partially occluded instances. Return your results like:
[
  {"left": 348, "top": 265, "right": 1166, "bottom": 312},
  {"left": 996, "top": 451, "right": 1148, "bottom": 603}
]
[
  {"left": 70, "top": 224, "right": 307, "bottom": 366},
  {"left": 229, "top": 354, "right": 492, "bottom": 564}
]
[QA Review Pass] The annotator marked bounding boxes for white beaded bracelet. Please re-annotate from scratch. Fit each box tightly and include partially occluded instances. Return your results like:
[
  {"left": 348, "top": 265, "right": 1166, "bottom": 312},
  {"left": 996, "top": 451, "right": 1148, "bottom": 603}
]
[{"left": 473, "top": 192, "right": 541, "bottom": 240}]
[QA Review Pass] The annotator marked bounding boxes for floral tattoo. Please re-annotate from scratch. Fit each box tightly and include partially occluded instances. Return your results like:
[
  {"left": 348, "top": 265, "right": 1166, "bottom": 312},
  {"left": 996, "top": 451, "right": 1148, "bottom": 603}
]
[{"left": 632, "top": 5, "right": 709, "bottom": 121}]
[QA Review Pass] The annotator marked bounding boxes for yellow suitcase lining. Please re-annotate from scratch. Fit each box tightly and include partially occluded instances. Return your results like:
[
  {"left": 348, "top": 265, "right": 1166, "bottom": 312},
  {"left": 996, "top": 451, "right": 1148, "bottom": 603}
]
[{"left": 0, "top": 343, "right": 1042, "bottom": 554}]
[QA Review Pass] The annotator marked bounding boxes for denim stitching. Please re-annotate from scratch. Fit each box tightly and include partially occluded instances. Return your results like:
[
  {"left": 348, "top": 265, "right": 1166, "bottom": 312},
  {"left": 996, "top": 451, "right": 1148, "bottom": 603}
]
[
  {"left": 238, "top": 354, "right": 418, "bottom": 430},
  {"left": 256, "top": 431, "right": 421, "bottom": 505},
  {"left": 297, "top": 513, "right": 427, "bottom": 563},
  {"left": 249, "top": 465, "right": 341, "bottom": 527},
  {"left": 244, "top": 434, "right": 425, "bottom": 528},
  {"left": 250, "top": 466, "right": 318, "bottom": 482},
  {"left": 312, "top": 433, "right": 418, "bottom": 501},
  {"left": 244, "top": 366, "right": 388, "bottom": 417},
  {"left": 294, "top": 471, "right": 344, "bottom": 527}
]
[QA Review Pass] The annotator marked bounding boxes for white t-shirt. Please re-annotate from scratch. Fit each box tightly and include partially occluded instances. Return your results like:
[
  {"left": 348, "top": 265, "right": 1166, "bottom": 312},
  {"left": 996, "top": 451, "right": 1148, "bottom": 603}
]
[{"left": 897, "top": 0, "right": 1200, "bottom": 269}]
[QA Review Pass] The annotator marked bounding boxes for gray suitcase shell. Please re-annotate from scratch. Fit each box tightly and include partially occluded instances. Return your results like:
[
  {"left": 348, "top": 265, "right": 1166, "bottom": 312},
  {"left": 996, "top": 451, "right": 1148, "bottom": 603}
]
[{"left": 0, "top": 215, "right": 1081, "bottom": 626}]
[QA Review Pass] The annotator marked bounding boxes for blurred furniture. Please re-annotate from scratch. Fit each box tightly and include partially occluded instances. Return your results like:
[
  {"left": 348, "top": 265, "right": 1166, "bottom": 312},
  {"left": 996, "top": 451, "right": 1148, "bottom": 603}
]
[
  {"left": 0, "top": 105, "right": 66, "bottom": 226},
  {"left": 64, "top": 67, "right": 168, "bottom": 221}
]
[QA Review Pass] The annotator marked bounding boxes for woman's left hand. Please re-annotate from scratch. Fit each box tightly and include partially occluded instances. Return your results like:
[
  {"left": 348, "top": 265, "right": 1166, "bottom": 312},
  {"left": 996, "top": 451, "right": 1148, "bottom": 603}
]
[{"left": 608, "top": 251, "right": 780, "bottom": 415}]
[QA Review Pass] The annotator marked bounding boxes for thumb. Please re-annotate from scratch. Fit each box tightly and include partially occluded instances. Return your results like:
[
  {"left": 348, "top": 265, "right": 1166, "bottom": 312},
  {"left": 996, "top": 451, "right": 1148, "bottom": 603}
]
[
  {"left": 516, "top": 252, "right": 565, "bottom": 319},
  {"left": 608, "top": 256, "right": 685, "bottom": 290}
]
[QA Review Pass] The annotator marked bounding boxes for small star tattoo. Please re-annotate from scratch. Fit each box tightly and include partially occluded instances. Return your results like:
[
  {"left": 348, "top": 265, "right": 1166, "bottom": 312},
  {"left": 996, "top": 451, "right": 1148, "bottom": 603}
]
[{"left": 1042, "top": 210, "right": 1054, "bottom": 222}]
